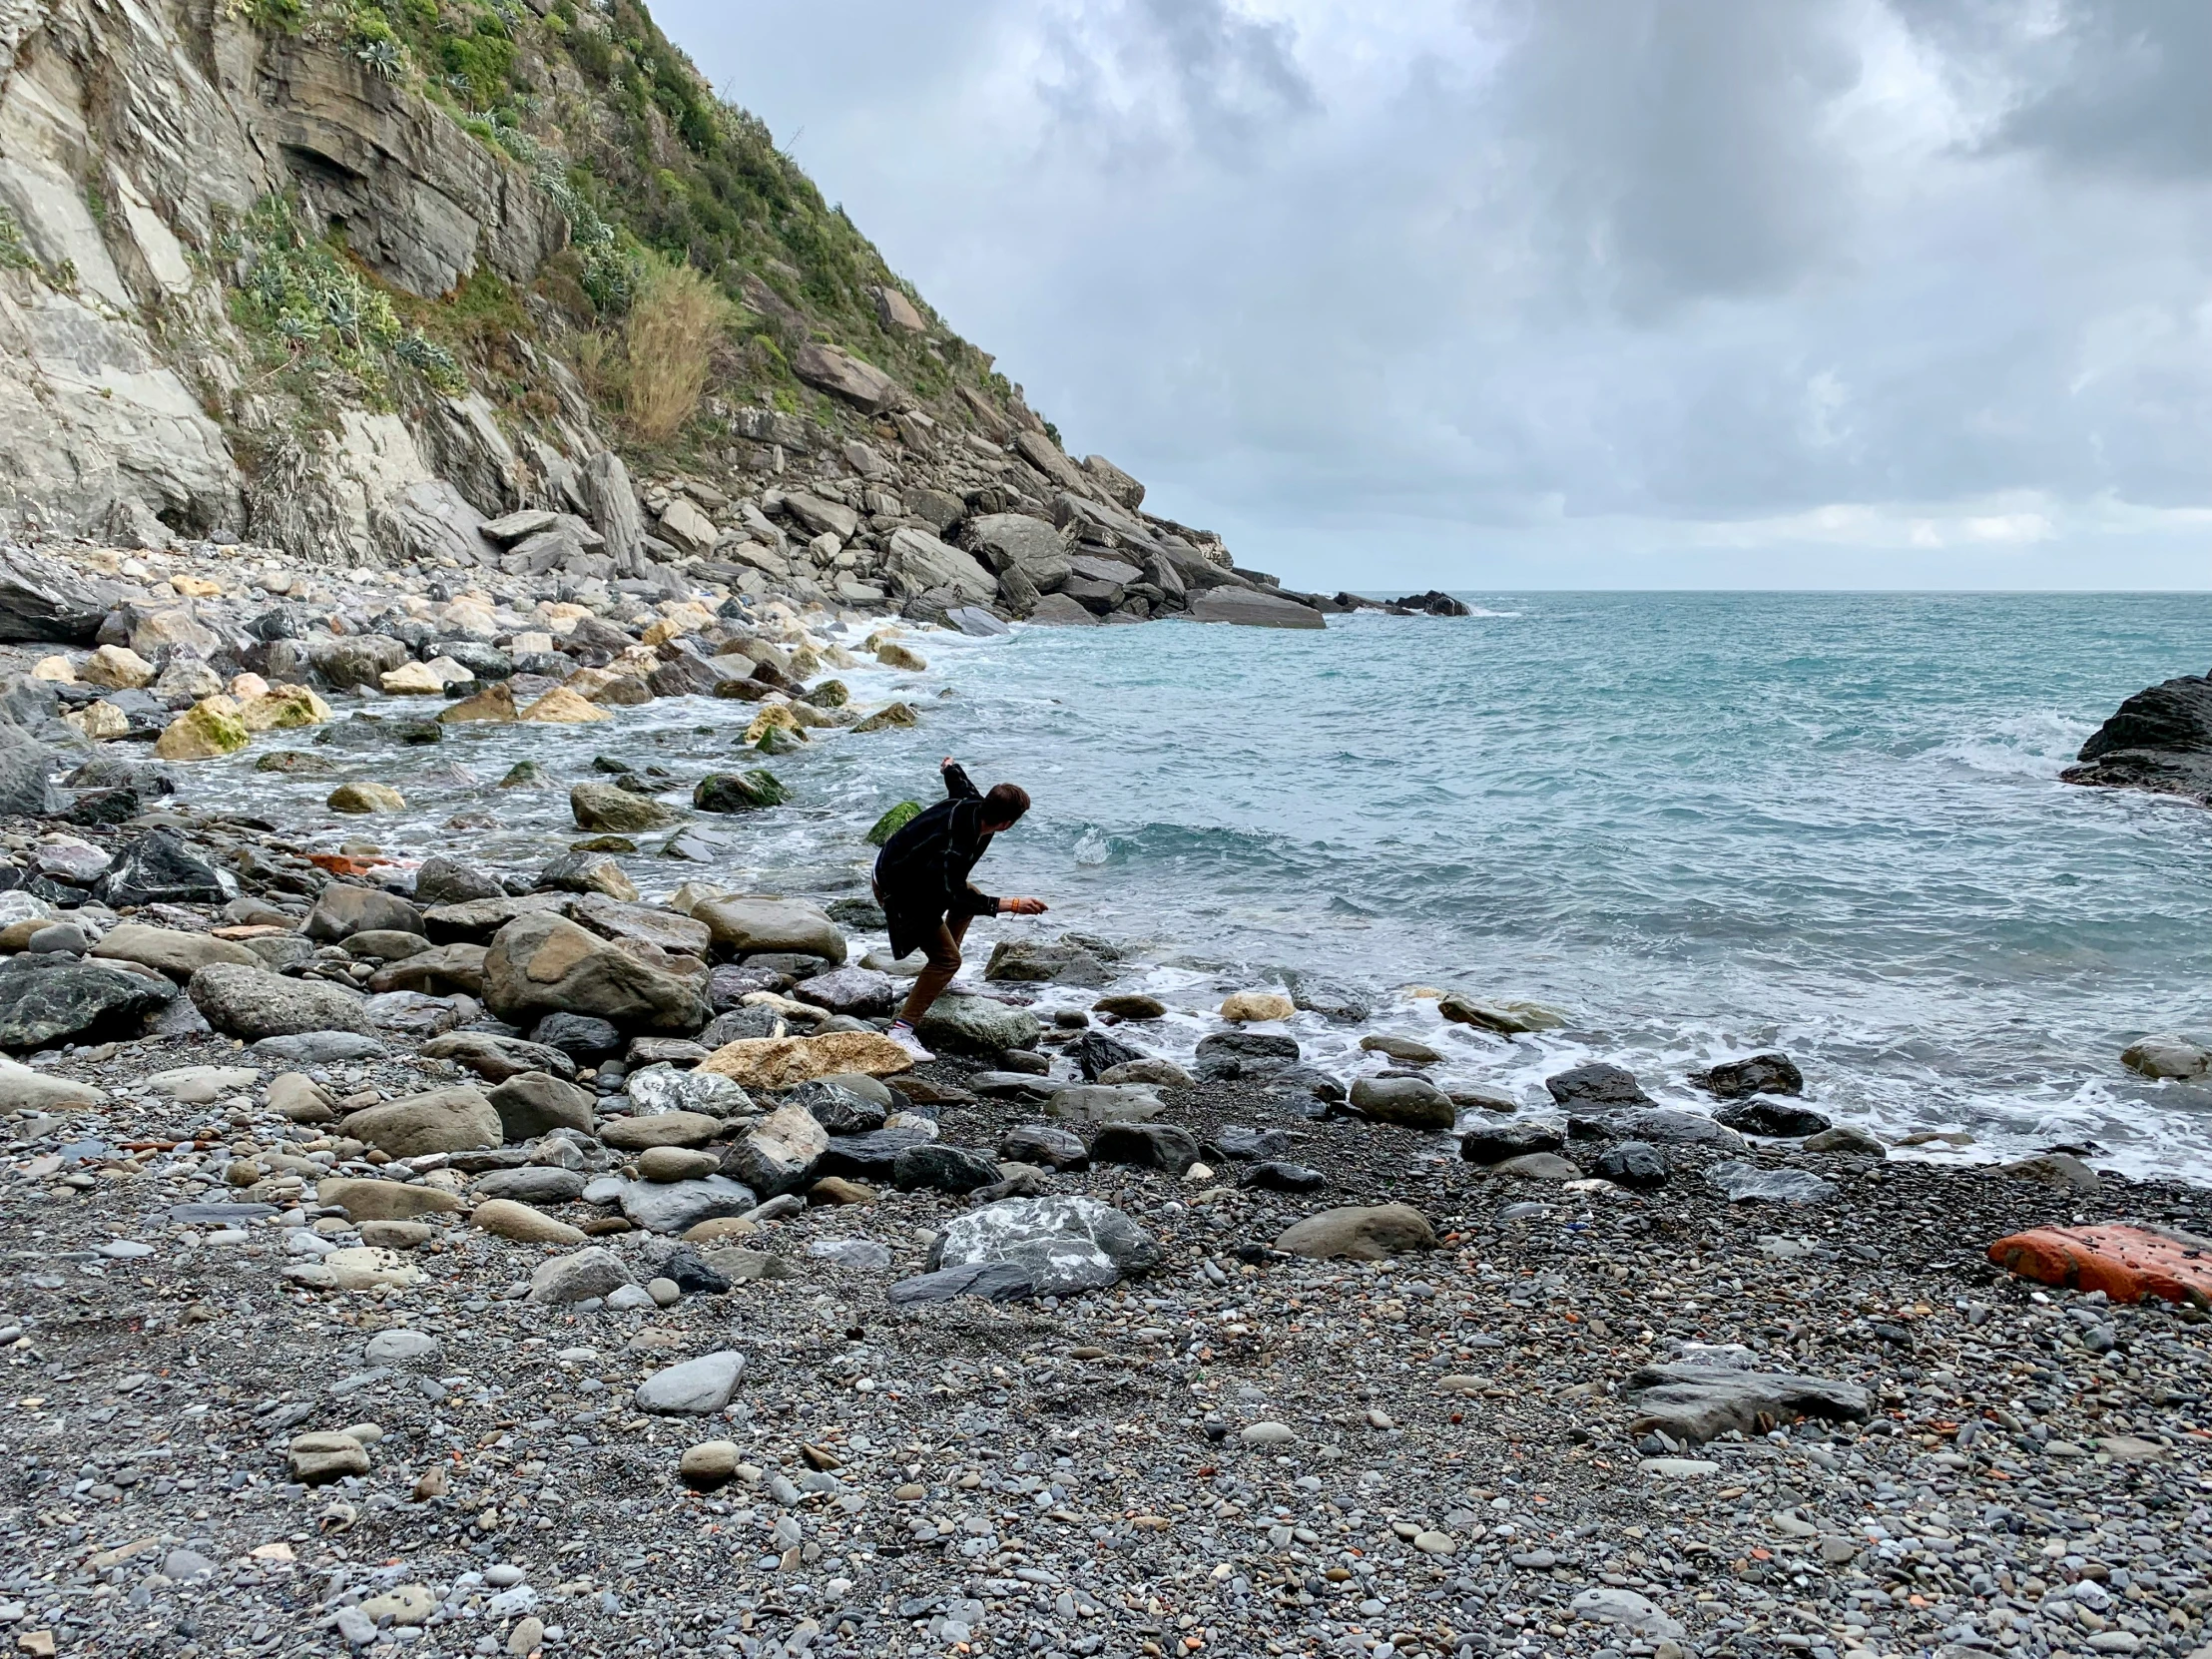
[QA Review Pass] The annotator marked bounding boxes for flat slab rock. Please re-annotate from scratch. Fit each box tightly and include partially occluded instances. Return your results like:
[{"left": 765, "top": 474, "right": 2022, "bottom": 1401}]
[
  {"left": 1620, "top": 1362, "right": 1871, "bottom": 1442},
  {"left": 1988, "top": 1223, "right": 2212, "bottom": 1308},
  {"left": 926, "top": 1195, "right": 1160, "bottom": 1296},
  {"left": 635, "top": 1351, "right": 747, "bottom": 1414}
]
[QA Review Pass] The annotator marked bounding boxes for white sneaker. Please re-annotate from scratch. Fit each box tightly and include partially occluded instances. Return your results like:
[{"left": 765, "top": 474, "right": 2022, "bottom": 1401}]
[{"left": 887, "top": 1025, "right": 934, "bottom": 1063}]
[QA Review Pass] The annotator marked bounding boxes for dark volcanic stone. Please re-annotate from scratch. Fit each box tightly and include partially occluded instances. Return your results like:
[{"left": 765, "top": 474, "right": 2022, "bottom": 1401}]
[
  {"left": 817, "top": 1127, "right": 937, "bottom": 1179},
  {"left": 1689, "top": 1052, "right": 1805, "bottom": 1099},
  {"left": 1194, "top": 1029, "right": 1301, "bottom": 1081},
  {"left": 101, "top": 830, "right": 226, "bottom": 907},
  {"left": 2062, "top": 675, "right": 2212, "bottom": 801},
  {"left": 529, "top": 1012, "right": 624, "bottom": 1061},
  {"left": 1544, "top": 1063, "right": 1653, "bottom": 1108},
  {"left": 1067, "top": 1029, "right": 1145, "bottom": 1082},
  {"left": 890, "top": 1143, "right": 1001, "bottom": 1194},
  {"left": 709, "top": 962, "right": 789, "bottom": 1009},
  {"left": 1239, "top": 1160, "right": 1328, "bottom": 1193},
  {"left": 0, "top": 953, "right": 176, "bottom": 1049},
  {"left": 315, "top": 714, "right": 444, "bottom": 748},
  {"left": 887, "top": 1261, "right": 1035, "bottom": 1306},
  {"left": 786, "top": 1080, "right": 887, "bottom": 1135},
  {"left": 414, "top": 856, "right": 505, "bottom": 906},
  {"left": 1714, "top": 1098, "right": 1834, "bottom": 1138},
  {"left": 1591, "top": 1141, "right": 1670, "bottom": 1187},
  {"left": 1088, "top": 1122, "right": 1201, "bottom": 1175},
  {"left": 1203, "top": 1125, "right": 1295, "bottom": 1162},
  {"left": 693, "top": 770, "right": 792, "bottom": 814},
  {"left": 1459, "top": 1117, "right": 1568, "bottom": 1165}
]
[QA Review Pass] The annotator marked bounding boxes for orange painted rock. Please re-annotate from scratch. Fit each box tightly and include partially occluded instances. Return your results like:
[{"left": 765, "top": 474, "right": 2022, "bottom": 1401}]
[{"left": 1987, "top": 1224, "right": 2212, "bottom": 1308}]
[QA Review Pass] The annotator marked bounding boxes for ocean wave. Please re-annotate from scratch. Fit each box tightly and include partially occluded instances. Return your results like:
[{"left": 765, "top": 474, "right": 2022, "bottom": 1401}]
[{"left": 1929, "top": 709, "right": 2095, "bottom": 779}]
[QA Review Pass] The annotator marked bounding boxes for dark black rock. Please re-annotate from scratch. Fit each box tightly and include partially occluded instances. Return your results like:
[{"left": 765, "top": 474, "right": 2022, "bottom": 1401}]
[
  {"left": 1714, "top": 1099, "right": 1833, "bottom": 1138},
  {"left": 1592, "top": 1141, "right": 1670, "bottom": 1187},
  {"left": 1240, "top": 1160, "right": 1328, "bottom": 1193},
  {"left": 528, "top": 1013, "right": 624, "bottom": 1061},
  {"left": 0, "top": 546, "right": 118, "bottom": 642},
  {"left": 890, "top": 1143, "right": 1001, "bottom": 1194},
  {"left": 887, "top": 1261, "right": 1035, "bottom": 1306},
  {"left": 415, "top": 856, "right": 505, "bottom": 906},
  {"left": 999, "top": 1123, "right": 1089, "bottom": 1170},
  {"left": 1459, "top": 1117, "right": 1568, "bottom": 1165},
  {"left": 652, "top": 1247, "right": 731, "bottom": 1296},
  {"left": 699, "top": 1005, "right": 782, "bottom": 1045},
  {"left": 0, "top": 953, "right": 176, "bottom": 1048},
  {"left": 1689, "top": 1053, "right": 1805, "bottom": 1099},
  {"left": 101, "top": 830, "right": 225, "bottom": 907},
  {"left": 1202, "top": 1126, "right": 1296, "bottom": 1162},
  {"left": 60, "top": 788, "right": 142, "bottom": 828},
  {"left": 1088, "top": 1122, "right": 1201, "bottom": 1174},
  {"left": 817, "top": 1127, "right": 937, "bottom": 1179},
  {"left": 1193, "top": 1029, "right": 1301, "bottom": 1081},
  {"left": 2062, "top": 675, "right": 2212, "bottom": 802},
  {"left": 1068, "top": 1029, "right": 1145, "bottom": 1082},
  {"left": 315, "top": 715, "right": 443, "bottom": 748},
  {"left": 743, "top": 951, "right": 835, "bottom": 976},
  {"left": 0, "top": 734, "right": 55, "bottom": 818},
  {"left": 1569, "top": 1107, "right": 1747, "bottom": 1150},
  {"left": 826, "top": 896, "right": 886, "bottom": 931},
  {"left": 1544, "top": 1063, "right": 1653, "bottom": 1108},
  {"left": 787, "top": 1080, "right": 887, "bottom": 1136}
]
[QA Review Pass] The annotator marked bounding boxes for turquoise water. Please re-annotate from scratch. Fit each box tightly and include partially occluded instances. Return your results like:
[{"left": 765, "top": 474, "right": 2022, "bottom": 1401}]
[{"left": 220, "top": 592, "right": 2212, "bottom": 1179}]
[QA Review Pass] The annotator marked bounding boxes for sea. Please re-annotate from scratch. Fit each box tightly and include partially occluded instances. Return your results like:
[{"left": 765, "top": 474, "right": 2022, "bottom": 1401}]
[{"left": 213, "top": 592, "right": 2212, "bottom": 1183}]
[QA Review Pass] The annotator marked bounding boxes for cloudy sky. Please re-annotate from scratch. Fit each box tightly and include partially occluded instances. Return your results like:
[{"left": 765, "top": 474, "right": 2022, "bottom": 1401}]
[{"left": 658, "top": 0, "right": 2212, "bottom": 589}]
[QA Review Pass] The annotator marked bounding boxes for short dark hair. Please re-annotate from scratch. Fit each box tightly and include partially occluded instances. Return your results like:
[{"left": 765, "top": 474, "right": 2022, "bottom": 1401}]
[{"left": 983, "top": 783, "right": 1030, "bottom": 826}]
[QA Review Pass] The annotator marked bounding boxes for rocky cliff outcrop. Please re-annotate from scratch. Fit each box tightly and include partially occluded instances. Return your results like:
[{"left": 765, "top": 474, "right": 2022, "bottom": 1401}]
[
  {"left": 2062, "top": 675, "right": 2212, "bottom": 805},
  {"left": 0, "top": 0, "right": 1332, "bottom": 627}
]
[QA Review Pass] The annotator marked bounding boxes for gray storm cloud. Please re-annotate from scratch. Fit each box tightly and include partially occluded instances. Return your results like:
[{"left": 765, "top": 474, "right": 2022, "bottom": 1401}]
[{"left": 659, "top": 0, "right": 2212, "bottom": 586}]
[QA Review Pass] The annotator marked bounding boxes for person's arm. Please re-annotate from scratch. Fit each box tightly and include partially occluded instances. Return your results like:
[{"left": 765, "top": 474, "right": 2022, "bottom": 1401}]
[{"left": 941, "top": 758, "right": 979, "bottom": 801}]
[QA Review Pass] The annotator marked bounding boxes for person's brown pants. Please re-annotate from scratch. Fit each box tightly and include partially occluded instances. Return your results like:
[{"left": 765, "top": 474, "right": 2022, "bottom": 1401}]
[{"left": 897, "top": 911, "right": 971, "bottom": 1027}]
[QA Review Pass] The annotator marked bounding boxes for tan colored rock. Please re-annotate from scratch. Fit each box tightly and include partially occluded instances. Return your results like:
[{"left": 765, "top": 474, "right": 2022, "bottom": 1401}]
[
  {"left": 875, "top": 641, "right": 927, "bottom": 672},
  {"left": 850, "top": 703, "right": 917, "bottom": 733},
  {"left": 380, "top": 661, "right": 447, "bottom": 695},
  {"left": 328, "top": 782, "right": 406, "bottom": 814},
  {"left": 268, "top": 1071, "right": 338, "bottom": 1123},
  {"left": 320, "top": 1247, "right": 423, "bottom": 1290},
  {"left": 288, "top": 1432, "right": 370, "bottom": 1484},
  {"left": 30, "top": 654, "right": 75, "bottom": 684},
  {"left": 471, "top": 1198, "right": 585, "bottom": 1245},
  {"left": 229, "top": 672, "right": 270, "bottom": 700},
  {"left": 744, "top": 705, "right": 808, "bottom": 746},
  {"left": 517, "top": 688, "right": 611, "bottom": 724},
  {"left": 1220, "top": 991, "right": 1296, "bottom": 1023},
  {"left": 82, "top": 644, "right": 155, "bottom": 690},
  {"left": 482, "top": 912, "right": 707, "bottom": 1030},
  {"left": 1274, "top": 1203, "right": 1436, "bottom": 1261},
  {"left": 342, "top": 1087, "right": 502, "bottom": 1158},
  {"left": 154, "top": 696, "right": 249, "bottom": 761},
  {"left": 680, "top": 1439, "right": 742, "bottom": 1486},
  {"left": 92, "top": 923, "right": 260, "bottom": 979},
  {"left": 809, "top": 1176, "right": 876, "bottom": 1205},
  {"left": 682, "top": 1215, "right": 760, "bottom": 1243},
  {"left": 314, "top": 1178, "right": 464, "bottom": 1222},
  {"left": 439, "top": 681, "right": 517, "bottom": 723},
  {"left": 698, "top": 1030, "right": 914, "bottom": 1089},
  {"left": 64, "top": 701, "right": 130, "bottom": 740},
  {"left": 235, "top": 684, "right": 331, "bottom": 732}
]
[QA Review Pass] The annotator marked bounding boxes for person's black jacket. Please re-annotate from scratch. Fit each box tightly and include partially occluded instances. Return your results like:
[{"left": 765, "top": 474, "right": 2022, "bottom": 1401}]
[{"left": 872, "top": 763, "right": 1002, "bottom": 959}]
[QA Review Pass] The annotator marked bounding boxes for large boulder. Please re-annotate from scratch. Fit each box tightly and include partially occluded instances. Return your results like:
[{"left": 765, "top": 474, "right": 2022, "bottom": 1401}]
[
  {"left": 963, "top": 513, "right": 1072, "bottom": 593},
  {"left": 188, "top": 964, "right": 370, "bottom": 1038},
  {"left": 926, "top": 1196, "right": 1159, "bottom": 1296},
  {"left": 1544, "top": 1063, "right": 1654, "bottom": 1108},
  {"left": 482, "top": 912, "right": 707, "bottom": 1032},
  {"left": 692, "top": 897, "right": 845, "bottom": 964},
  {"left": 883, "top": 529, "right": 996, "bottom": 605},
  {"left": 915, "top": 994, "right": 1042, "bottom": 1056},
  {"left": 343, "top": 1086, "right": 501, "bottom": 1157},
  {"left": 90, "top": 924, "right": 258, "bottom": 980},
  {"left": 791, "top": 342, "right": 904, "bottom": 414},
  {"left": 571, "top": 783, "right": 683, "bottom": 832},
  {"left": 0, "top": 955, "right": 176, "bottom": 1049},
  {"left": 620, "top": 1175, "right": 757, "bottom": 1235},
  {"left": 984, "top": 939, "right": 1109, "bottom": 986},
  {"left": 414, "top": 857, "right": 505, "bottom": 906},
  {"left": 486, "top": 1071, "right": 597, "bottom": 1140},
  {"left": 1688, "top": 1053, "right": 1805, "bottom": 1099},
  {"left": 792, "top": 965, "right": 895, "bottom": 1017},
  {"left": 313, "top": 1178, "right": 462, "bottom": 1222},
  {"left": 2062, "top": 675, "right": 2212, "bottom": 802},
  {"left": 0, "top": 546, "right": 119, "bottom": 642},
  {"left": 1349, "top": 1076, "right": 1455, "bottom": 1129}
]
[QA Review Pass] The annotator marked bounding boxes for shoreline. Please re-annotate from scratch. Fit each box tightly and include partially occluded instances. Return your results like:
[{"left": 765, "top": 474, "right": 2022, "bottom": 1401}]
[{"left": 0, "top": 538, "right": 2208, "bottom": 1659}]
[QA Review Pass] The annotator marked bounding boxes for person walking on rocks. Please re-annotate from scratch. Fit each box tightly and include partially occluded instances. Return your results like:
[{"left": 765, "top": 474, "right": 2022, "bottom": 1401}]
[{"left": 874, "top": 757, "right": 1046, "bottom": 1060}]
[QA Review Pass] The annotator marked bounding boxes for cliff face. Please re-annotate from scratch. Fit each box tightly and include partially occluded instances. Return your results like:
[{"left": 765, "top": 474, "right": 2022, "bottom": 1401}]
[{"left": 0, "top": 0, "right": 1326, "bottom": 625}]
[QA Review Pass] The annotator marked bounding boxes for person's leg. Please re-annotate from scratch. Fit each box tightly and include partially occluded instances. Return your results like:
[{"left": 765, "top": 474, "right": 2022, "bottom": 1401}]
[{"left": 895, "top": 916, "right": 966, "bottom": 1030}]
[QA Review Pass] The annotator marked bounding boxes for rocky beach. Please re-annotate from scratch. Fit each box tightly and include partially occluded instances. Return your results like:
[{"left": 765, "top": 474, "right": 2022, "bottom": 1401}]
[{"left": 0, "top": 534, "right": 2207, "bottom": 1659}]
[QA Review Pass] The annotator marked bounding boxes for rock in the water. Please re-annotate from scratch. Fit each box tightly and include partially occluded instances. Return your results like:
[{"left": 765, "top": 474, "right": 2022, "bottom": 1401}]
[
  {"left": 914, "top": 993, "right": 1043, "bottom": 1055},
  {"left": 1088, "top": 1122, "right": 1202, "bottom": 1174},
  {"left": 100, "top": 830, "right": 226, "bottom": 907},
  {"left": 1187, "top": 588, "right": 1326, "bottom": 630},
  {"left": 865, "top": 801, "right": 922, "bottom": 845},
  {"left": 1705, "top": 1161, "right": 1837, "bottom": 1204},
  {"left": 928, "top": 1195, "right": 1160, "bottom": 1295},
  {"left": 344, "top": 1086, "right": 502, "bottom": 1157},
  {"left": 693, "top": 770, "right": 791, "bottom": 814},
  {"left": 1545, "top": 1063, "right": 1653, "bottom": 1108},
  {"left": 2061, "top": 674, "right": 2212, "bottom": 802},
  {"left": 692, "top": 896, "right": 845, "bottom": 964},
  {"left": 571, "top": 782, "right": 683, "bottom": 832},
  {"left": 1220, "top": 990, "right": 1296, "bottom": 1022},
  {"left": 1591, "top": 1141, "right": 1670, "bottom": 1186},
  {"left": 985, "top": 939, "right": 1109, "bottom": 986},
  {"left": 1714, "top": 1098, "right": 1832, "bottom": 1137},
  {"left": 482, "top": 912, "right": 706, "bottom": 1032},
  {"left": 189, "top": 964, "right": 369, "bottom": 1038},
  {"left": 1093, "top": 993, "right": 1166, "bottom": 1020},
  {"left": 1349, "top": 1075, "right": 1455, "bottom": 1129},
  {"left": 2120, "top": 1036, "right": 2212, "bottom": 1080},
  {"left": 1621, "top": 1362, "right": 1871, "bottom": 1442},
  {"left": 0, "top": 954, "right": 176, "bottom": 1049},
  {"left": 1993, "top": 1151, "right": 2102, "bottom": 1194},
  {"left": 1460, "top": 1117, "right": 1568, "bottom": 1165},
  {"left": 1437, "top": 994, "right": 1565, "bottom": 1034},
  {"left": 1274, "top": 1203, "right": 1436, "bottom": 1261},
  {"left": 636, "top": 1351, "right": 747, "bottom": 1414},
  {"left": 1689, "top": 1052, "right": 1805, "bottom": 1098}
]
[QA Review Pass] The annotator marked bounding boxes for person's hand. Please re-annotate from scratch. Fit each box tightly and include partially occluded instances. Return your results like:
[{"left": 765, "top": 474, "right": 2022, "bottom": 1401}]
[
  {"left": 1001, "top": 896, "right": 1048, "bottom": 916},
  {"left": 940, "top": 755, "right": 956, "bottom": 770}
]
